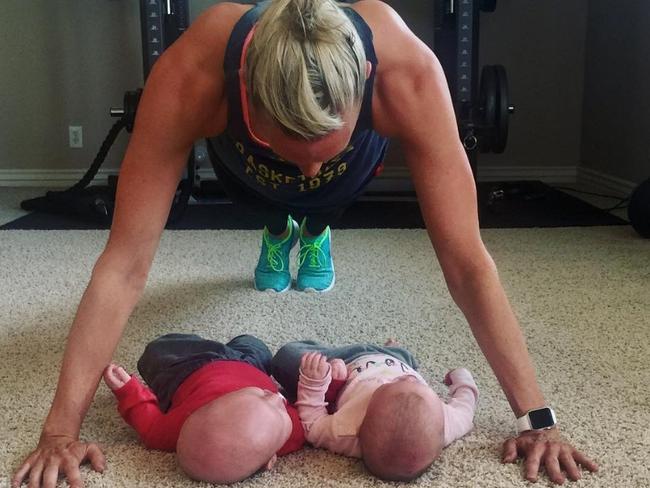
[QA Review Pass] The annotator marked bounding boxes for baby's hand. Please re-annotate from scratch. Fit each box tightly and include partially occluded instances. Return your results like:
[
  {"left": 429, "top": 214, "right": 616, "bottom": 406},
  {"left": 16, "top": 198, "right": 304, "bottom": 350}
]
[
  {"left": 328, "top": 359, "right": 348, "bottom": 381},
  {"left": 103, "top": 363, "right": 131, "bottom": 391},
  {"left": 300, "top": 352, "right": 330, "bottom": 380},
  {"left": 444, "top": 368, "right": 473, "bottom": 386}
]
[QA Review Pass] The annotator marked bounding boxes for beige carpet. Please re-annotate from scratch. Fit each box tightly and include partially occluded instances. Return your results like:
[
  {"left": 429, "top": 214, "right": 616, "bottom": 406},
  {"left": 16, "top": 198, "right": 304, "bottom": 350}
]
[{"left": 1, "top": 226, "right": 649, "bottom": 487}]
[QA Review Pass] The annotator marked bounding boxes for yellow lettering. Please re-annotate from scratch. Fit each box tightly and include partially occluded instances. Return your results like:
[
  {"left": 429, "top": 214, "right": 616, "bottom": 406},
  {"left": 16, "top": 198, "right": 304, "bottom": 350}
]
[
  {"left": 256, "top": 175, "right": 267, "bottom": 186},
  {"left": 309, "top": 178, "right": 321, "bottom": 190},
  {"left": 323, "top": 170, "right": 335, "bottom": 183},
  {"left": 337, "top": 162, "right": 348, "bottom": 175},
  {"left": 236, "top": 142, "right": 245, "bottom": 154},
  {"left": 270, "top": 170, "right": 283, "bottom": 184},
  {"left": 258, "top": 164, "right": 269, "bottom": 179},
  {"left": 246, "top": 155, "right": 256, "bottom": 171}
]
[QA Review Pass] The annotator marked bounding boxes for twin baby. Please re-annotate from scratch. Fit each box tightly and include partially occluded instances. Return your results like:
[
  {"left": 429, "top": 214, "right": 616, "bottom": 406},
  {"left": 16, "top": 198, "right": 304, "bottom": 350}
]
[{"left": 103, "top": 333, "right": 479, "bottom": 484}]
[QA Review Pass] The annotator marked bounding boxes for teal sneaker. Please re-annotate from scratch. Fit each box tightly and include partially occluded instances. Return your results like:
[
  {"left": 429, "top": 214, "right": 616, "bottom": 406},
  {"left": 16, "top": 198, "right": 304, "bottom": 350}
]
[
  {"left": 254, "top": 216, "right": 299, "bottom": 293},
  {"left": 296, "top": 220, "right": 335, "bottom": 293}
]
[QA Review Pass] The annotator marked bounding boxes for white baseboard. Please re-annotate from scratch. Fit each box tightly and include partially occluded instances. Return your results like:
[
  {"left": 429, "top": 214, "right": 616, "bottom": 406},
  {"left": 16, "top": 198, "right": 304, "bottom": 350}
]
[
  {"left": 477, "top": 165, "right": 577, "bottom": 183},
  {"left": 365, "top": 165, "right": 579, "bottom": 192},
  {"left": 576, "top": 167, "right": 637, "bottom": 197},
  {"left": 0, "top": 165, "right": 636, "bottom": 197},
  {"left": 0, "top": 169, "right": 118, "bottom": 188}
]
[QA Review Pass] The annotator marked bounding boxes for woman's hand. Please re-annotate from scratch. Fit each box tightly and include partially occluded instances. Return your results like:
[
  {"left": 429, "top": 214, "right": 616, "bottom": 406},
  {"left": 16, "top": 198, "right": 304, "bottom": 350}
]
[
  {"left": 502, "top": 427, "right": 598, "bottom": 484},
  {"left": 12, "top": 434, "right": 105, "bottom": 488}
]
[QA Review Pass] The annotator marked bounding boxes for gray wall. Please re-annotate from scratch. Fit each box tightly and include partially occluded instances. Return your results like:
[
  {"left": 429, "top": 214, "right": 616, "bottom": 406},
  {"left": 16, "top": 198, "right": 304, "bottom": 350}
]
[
  {"left": 0, "top": 1, "right": 142, "bottom": 173},
  {"left": 581, "top": 0, "right": 650, "bottom": 185},
  {"left": 479, "top": 0, "right": 587, "bottom": 169},
  {"left": 0, "top": 0, "right": 634, "bottom": 185}
]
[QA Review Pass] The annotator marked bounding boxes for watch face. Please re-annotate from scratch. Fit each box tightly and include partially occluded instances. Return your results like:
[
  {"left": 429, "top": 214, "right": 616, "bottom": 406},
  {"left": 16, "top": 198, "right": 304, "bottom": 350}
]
[{"left": 529, "top": 408, "right": 555, "bottom": 429}]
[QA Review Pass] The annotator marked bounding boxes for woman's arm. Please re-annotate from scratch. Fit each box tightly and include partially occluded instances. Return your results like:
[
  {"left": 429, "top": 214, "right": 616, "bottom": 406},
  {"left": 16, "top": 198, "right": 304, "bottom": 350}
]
[
  {"left": 363, "top": 0, "right": 598, "bottom": 483},
  {"left": 12, "top": 5, "right": 238, "bottom": 485}
]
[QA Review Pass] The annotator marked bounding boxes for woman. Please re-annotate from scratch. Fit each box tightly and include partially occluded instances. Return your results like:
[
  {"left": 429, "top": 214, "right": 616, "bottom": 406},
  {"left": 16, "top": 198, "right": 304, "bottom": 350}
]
[{"left": 13, "top": 1, "right": 597, "bottom": 487}]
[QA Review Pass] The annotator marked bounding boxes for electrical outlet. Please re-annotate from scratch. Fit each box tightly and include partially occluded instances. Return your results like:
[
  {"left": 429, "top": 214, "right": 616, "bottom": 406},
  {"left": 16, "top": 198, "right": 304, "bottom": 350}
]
[{"left": 69, "top": 126, "right": 83, "bottom": 148}]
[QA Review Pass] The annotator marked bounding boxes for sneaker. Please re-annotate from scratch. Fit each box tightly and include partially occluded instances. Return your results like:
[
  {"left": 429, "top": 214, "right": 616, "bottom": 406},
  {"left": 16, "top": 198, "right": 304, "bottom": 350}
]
[
  {"left": 254, "top": 216, "right": 299, "bottom": 293},
  {"left": 296, "top": 220, "right": 335, "bottom": 293}
]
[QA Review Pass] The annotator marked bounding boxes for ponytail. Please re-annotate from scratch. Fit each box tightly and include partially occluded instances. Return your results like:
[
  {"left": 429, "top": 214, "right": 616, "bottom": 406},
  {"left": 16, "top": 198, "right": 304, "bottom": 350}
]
[{"left": 246, "top": 0, "right": 367, "bottom": 139}]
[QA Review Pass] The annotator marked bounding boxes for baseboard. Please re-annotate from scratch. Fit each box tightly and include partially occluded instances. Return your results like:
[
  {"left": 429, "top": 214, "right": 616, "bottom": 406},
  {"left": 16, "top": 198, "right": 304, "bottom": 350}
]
[
  {"left": 0, "top": 165, "right": 635, "bottom": 197},
  {"left": 576, "top": 167, "right": 638, "bottom": 197},
  {"left": 363, "top": 165, "right": 579, "bottom": 192},
  {"left": 0, "top": 169, "right": 118, "bottom": 188},
  {"left": 477, "top": 165, "right": 577, "bottom": 183}
]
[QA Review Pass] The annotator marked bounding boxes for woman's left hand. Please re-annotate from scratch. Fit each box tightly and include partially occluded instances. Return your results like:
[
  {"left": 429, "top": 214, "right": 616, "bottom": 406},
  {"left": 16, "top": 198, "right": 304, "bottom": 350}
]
[{"left": 502, "top": 427, "right": 599, "bottom": 484}]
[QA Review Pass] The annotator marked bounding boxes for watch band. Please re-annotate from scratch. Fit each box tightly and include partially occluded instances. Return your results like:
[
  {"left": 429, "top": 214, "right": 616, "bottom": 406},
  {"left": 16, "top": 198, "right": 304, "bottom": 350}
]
[
  {"left": 516, "top": 406, "right": 557, "bottom": 432},
  {"left": 516, "top": 414, "right": 533, "bottom": 432}
]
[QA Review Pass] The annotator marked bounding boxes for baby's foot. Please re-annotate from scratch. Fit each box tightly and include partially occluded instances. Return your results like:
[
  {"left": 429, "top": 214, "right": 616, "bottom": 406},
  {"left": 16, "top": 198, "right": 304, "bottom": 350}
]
[
  {"left": 384, "top": 338, "right": 399, "bottom": 347},
  {"left": 103, "top": 363, "right": 131, "bottom": 391}
]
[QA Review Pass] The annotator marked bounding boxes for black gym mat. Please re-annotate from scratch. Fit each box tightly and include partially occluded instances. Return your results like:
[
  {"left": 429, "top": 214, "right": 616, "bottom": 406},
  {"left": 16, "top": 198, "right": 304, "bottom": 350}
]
[{"left": 0, "top": 181, "right": 627, "bottom": 231}]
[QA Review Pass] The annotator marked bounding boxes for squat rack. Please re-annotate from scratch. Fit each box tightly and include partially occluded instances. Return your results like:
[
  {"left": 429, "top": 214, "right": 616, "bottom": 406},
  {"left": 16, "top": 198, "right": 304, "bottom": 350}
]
[{"left": 22, "top": 0, "right": 513, "bottom": 223}]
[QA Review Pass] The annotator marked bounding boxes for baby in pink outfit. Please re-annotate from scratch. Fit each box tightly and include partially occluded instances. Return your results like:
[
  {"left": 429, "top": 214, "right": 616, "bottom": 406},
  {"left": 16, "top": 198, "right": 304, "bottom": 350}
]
[{"left": 271, "top": 339, "right": 479, "bottom": 481}]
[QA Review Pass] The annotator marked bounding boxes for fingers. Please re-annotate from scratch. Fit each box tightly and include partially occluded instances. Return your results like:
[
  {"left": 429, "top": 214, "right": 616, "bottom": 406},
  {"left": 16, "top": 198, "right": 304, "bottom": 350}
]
[
  {"left": 300, "top": 352, "right": 320, "bottom": 369},
  {"left": 559, "top": 449, "right": 581, "bottom": 482},
  {"left": 27, "top": 459, "right": 44, "bottom": 488},
  {"left": 572, "top": 450, "right": 599, "bottom": 473},
  {"left": 300, "top": 353, "right": 309, "bottom": 369},
  {"left": 61, "top": 459, "right": 84, "bottom": 488},
  {"left": 299, "top": 352, "right": 330, "bottom": 379},
  {"left": 523, "top": 441, "right": 546, "bottom": 482},
  {"left": 543, "top": 443, "right": 565, "bottom": 485},
  {"left": 103, "top": 363, "right": 116, "bottom": 378},
  {"left": 85, "top": 444, "right": 106, "bottom": 473},
  {"left": 42, "top": 460, "right": 61, "bottom": 488},
  {"left": 115, "top": 367, "right": 131, "bottom": 383},
  {"left": 329, "top": 359, "right": 347, "bottom": 381},
  {"left": 12, "top": 453, "right": 37, "bottom": 488},
  {"left": 501, "top": 437, "right": 518, "bottom": 464}
]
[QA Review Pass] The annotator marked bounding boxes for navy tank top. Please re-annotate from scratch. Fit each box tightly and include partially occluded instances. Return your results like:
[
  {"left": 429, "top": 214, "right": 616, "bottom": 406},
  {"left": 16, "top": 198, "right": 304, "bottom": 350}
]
[{"left": 207, "top": 0, "right": 389, "bottom": 211}]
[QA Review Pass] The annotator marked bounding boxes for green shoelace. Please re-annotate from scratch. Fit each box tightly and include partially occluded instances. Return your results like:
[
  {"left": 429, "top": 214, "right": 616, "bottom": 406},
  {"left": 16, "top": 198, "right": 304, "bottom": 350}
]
[
  {"left": 298, "top": 233, "right": 328, "bottom": 269},
  {"left": 263, "top": 233, "right": 288, "bottom": 272}
]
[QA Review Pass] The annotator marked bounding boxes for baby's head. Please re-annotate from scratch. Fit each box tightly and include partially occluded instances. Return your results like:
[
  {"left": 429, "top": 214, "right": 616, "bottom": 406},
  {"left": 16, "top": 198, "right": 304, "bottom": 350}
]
[
  {"left": 359, "top": 376, "right": 444, "bottom": 481},
  {"left": 176, "top": 387, "right": 293, "bottom": 484}
]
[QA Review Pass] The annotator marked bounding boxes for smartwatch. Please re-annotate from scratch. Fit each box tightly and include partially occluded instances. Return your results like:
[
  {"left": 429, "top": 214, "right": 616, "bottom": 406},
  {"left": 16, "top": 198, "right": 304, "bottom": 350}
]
[{"left": 516, "top": 406, "right": 557, "bottom": 432}]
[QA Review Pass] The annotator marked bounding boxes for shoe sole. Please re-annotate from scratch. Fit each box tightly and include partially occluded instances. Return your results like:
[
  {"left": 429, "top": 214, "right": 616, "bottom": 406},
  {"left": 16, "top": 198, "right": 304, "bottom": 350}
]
[
  {"left": 297, "top": 270, "right": 336, "bottom": 293},
  {"left": 254, "top": 280, "right": 291, "bottom": 293}
]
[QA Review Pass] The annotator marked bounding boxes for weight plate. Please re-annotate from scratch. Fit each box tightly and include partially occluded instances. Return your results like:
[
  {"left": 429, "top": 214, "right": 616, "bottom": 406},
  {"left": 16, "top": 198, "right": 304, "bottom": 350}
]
[
  {"left": 479, "top": 65, "right": 497, "bottom": 153},
  {"left": 494, "top": 65, "right": 509, "bottom": 153}
]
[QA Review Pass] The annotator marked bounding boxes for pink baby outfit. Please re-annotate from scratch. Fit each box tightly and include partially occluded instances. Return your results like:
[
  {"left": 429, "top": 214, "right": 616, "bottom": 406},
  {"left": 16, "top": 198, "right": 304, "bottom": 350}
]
[{"left": 295, "top": 354, "right": 478, "bottom": 457}]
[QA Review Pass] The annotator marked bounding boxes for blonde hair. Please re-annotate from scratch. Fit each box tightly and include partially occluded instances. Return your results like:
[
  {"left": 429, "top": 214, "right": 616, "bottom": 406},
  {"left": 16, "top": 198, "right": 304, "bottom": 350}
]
[{"left": 246, "top": 0, "right": 367, "bottom": 139}]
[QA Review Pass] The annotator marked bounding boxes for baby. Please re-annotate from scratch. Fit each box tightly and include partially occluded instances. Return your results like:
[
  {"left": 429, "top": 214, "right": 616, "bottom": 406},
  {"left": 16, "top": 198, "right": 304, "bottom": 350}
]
[
  {"left": 272, "top": 339, "right": 478, "bottom": 481},
  {"left": 103, "top": 333, "right": 305, "bottom": 484}
]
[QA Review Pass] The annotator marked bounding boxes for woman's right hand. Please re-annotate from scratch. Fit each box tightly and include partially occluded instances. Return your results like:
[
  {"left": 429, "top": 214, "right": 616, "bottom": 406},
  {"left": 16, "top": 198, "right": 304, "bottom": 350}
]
[{"left": 12, "top": 434, "right": 105, "bottom": 488}]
